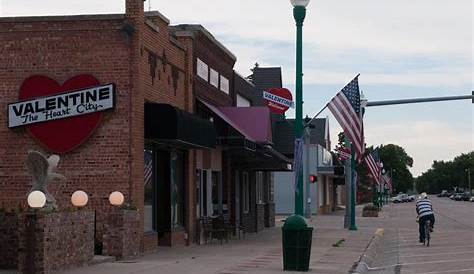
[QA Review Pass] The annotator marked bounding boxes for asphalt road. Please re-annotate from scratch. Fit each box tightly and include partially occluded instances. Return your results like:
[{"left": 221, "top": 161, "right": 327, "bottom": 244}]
[{"left": 376, "top": 196, "right": 474, "bottom": 274}]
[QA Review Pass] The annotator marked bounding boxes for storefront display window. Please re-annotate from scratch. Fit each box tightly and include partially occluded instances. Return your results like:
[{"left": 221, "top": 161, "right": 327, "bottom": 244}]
[
  {"left": 144, "top": 148, "right": 156, "bottom": 232},
  {"left": 242, "top": 172, "right": 249, "bottom": 213},
  {"left": 171, "top": 151, "right": 185, "bottom": 228}
]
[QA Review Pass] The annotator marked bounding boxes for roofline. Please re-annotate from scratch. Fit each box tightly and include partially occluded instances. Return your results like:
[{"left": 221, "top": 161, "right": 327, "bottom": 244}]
[
  {"left": 0, "top": 13, "right": 125, "bottom": 23},
  {"left": 234, "top": 71, "right": 256, "bottom": 87},
  {"left": 170, "top": 24, "right": 237, "bottom": 62},
  {"left": 0, "top": 10, "right": 169, "bottom": 24},
  {"left": 145, "top": 11, "right": 170, "bottom": 24}
]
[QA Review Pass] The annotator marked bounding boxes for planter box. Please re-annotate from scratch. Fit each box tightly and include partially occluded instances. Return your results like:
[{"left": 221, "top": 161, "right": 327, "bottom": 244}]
[
  {"left": 17, "top": 211, "right": 95, "bottom": 274},
  {"left": 0, "top": 212, "right": 19, "bottom": 270},
  {"left": 362, "top": 209, "right": 379, "bottom": 217},
  {"left": 103, "top": 209, "right": 140, "bottom": 260}
]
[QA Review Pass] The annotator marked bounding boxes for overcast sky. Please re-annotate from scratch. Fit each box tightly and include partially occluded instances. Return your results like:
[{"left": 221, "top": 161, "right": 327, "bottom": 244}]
[{"left": 1, "top": 0, "right": 472, "bottom": 176}]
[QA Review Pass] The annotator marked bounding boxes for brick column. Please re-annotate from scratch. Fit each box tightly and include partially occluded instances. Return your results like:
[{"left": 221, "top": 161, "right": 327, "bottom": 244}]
[{"left": 103, "top": 209, "right": 140, "bottom": 259}]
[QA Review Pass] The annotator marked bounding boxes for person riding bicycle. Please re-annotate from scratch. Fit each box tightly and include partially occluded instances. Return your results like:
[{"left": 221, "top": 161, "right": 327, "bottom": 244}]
[{"left": 416, "top": 192, "right": 435, "bottom": 243}]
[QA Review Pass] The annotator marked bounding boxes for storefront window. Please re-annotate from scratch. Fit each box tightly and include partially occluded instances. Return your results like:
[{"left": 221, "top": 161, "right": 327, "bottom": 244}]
[
  {"left": 171, "top": 151, "right": 185, "bottom": 228},
  {"left": 144, "top": 148, "right": 156, "bottom": 232},
  {"left": 212, "top": 171, "right": 220, "bottom": 216},
  {"left": 256, "top": 172, "right": 263, "bottom": 204},
  {"left": 242, "top": 172, "right": 249, "bottom": 213}
]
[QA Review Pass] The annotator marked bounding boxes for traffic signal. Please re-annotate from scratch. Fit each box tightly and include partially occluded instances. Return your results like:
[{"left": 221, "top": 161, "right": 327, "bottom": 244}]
[{"left": 309, "top": 174, "right": 317, "bottom": 183}]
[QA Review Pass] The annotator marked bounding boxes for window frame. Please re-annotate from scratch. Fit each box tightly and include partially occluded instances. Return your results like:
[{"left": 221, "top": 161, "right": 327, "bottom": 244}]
[{"left": 196, "top": 58, "right": 209, "bottom": 81}]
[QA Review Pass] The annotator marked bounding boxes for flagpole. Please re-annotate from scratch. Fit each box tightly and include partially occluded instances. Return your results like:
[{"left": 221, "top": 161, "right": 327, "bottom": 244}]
[{"left": 350, "top": 143, "right": 357, "bottom": 231}]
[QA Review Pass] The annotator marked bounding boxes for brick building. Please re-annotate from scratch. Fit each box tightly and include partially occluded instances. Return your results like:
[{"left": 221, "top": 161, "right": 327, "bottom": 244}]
[
  {"left": 170, "top": 26, "right": 290, "bottom": 238},
  {"left": 0, "top": 0, "right": 218, "bottom": 261},
  {"left": 0, "top": 2, "right": 291, "bottom": 272}
]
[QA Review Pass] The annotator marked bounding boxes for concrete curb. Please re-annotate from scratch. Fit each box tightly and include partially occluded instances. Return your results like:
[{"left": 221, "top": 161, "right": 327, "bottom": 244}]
[{"left": 350, "top": 228, "right": 385, "bottom": 274}]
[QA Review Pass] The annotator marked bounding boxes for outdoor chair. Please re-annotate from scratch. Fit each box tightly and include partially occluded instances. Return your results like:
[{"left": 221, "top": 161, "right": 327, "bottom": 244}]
[
  {"left": 212, "top": 216, "right": 229, "bottom": 244},
  {"left": 200, "top": 217, "right": 214, "bottom": 244}
]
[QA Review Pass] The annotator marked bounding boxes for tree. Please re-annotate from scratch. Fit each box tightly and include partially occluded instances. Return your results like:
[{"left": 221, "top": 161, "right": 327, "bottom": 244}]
[
  {"left": 336, "top": 131, "right": 415, "bottom": 197},
  {"left": 416, "top": 152, "right": 473, "bottom": 194},
  {"left": 378, "top": 144, "right": 414, "bottom": 193}
]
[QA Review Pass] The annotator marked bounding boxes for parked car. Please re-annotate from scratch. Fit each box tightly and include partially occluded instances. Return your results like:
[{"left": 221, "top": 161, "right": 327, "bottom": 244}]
[
  {"left": 437, "top": 190, "right": 451, "bottom": 197},
  {"left": 470, "top": 196, "right": 474, "bottom": 202},
  {"left": 461, "top": 193, "right": 471, "bottom": 201},
  {"left": 400, "top": 194, "right": 410, "bottom": 203},
  {"left": 392, "top": 195, "right": 403, "bottom": 203},
  {"left": 449, "top": 194, "right": 456, "bottom": 200},
  {"left": 454, "top": 193, "right": 464, "bottom": 201},
  {"left": 408, "top": 195, "right": 416, "bottom": 202},
  {"left": 437, "top": 190, "right": 447, "bottom": 197}
]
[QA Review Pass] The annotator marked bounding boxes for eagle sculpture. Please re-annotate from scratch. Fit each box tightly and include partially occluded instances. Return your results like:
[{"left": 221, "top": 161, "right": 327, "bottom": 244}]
[{"left": 26, "top": 150, "right": 66, "bottom": 210}]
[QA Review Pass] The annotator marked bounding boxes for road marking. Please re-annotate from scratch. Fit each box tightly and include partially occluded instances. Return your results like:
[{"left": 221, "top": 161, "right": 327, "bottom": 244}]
[
  {"left": 397, "top": 244, "right": 474, "bottom": 249},
  {"left": 400, "top": 258, "right": 474, "bottom": 266},
  {"left": 399, "top": 250, "right": 474, "bottom": 258},
  {"left": 413, "top": 268, "right": 474, "bottom": 274}
]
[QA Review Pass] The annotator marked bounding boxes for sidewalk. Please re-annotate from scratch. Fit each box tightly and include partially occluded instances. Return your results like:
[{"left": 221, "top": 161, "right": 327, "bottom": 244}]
[{"left": 56, "top": 206, "right": 383, "bottom": 274}]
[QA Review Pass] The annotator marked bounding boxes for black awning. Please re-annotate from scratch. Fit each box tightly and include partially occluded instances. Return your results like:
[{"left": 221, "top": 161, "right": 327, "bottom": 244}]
[
  {"left": 227, "top": 145, "right": 292, "bottom": 172},
  {"left": 145, "top": 103, "right": 216, "bottom": 149}
]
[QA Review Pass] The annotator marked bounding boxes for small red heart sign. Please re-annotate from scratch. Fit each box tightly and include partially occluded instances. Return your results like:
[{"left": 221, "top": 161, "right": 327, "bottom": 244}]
[
  {"left": 263, "top": 88, "right": 293, "bottom": 115},
  {"left": 18, "top": 75, "right": 104, "bottom": 154}
]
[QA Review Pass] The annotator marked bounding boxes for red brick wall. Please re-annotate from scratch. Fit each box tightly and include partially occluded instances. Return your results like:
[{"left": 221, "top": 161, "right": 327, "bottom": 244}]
[
  {"left": 0, "top": 212, "right": 18, "bottom": 269},
  {"left": 193, "top": 31, "right": 235, "bottom": 107},
  {"left": 17, "top": 211, "right": 94, "bottom": 274},
  {"left": 103, "top": 209, "right": 140, "bottom": 259},
  {"left": 141, "top": 15, "right": 197, "bottom": 246},
  {"left": 0, "top": 16, "right": 132, "bottom": 217}
]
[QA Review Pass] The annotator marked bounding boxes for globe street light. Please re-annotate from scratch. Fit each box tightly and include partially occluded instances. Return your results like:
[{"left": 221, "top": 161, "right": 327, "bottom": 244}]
[
  {"left": 27, "top": 190, "right": 46, "bottom": 209},
  {"left": 71, "top": 190, "right": 89, "bottom": 208},
  {"left": 109, "top": 191, "right": 125, "bottom": 207},
  {"left": 291, "top": 0, "right": 310, "bottom": 217}
]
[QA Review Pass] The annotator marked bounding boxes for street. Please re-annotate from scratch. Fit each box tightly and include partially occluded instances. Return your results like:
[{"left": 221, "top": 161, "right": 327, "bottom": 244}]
[{"left": 370, "top": 196, "right": 474, "bottom": 274}]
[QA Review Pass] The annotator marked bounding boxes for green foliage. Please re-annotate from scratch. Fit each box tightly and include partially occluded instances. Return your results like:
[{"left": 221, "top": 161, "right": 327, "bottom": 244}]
[
  {"left": 378, "top": 144, "right": 414, "bottom": 193},
  {"left": 416, "top": 152, "right": 473, "bottom": 194},
  {"left": 337, "top": 131, "right": 415, "bottom": 196},
  {"left": 356, "top": 143, "right": 415, "bottom": 194}
]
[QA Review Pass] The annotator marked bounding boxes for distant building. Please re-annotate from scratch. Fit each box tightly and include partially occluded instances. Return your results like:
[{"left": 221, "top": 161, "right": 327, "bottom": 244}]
[{"left": 273, "top": 117, "right": 345, "bottom": 215}]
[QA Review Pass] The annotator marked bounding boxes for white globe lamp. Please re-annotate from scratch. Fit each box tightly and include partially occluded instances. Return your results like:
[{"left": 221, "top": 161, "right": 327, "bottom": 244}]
[
  {"left": 71, "top": 190, "right": 88, "bottom": 207},
  {"left": 27, "top": 190, "right": 46, "bottom": 209},
  {"left": 109, "top": 191, "right": 125, "bottom": 206},
  {"left": 291, "top": 0, "right": 310, "bottom": 7}
]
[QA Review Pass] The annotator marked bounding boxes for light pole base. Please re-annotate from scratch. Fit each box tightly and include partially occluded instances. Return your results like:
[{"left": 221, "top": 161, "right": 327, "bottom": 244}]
[{"left": 349, "top": 225, "right": 358, "bottom": 231}]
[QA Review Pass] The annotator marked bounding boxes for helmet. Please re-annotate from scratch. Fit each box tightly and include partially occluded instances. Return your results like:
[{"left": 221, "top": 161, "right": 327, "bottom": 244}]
[{"left": 421, "top": 192, "right": 428, "bottom": 199}]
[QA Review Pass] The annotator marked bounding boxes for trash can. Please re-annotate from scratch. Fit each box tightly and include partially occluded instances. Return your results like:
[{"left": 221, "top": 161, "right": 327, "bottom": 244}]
[{"left": 282, "top": 214, "right": 313, "bottom": 271}]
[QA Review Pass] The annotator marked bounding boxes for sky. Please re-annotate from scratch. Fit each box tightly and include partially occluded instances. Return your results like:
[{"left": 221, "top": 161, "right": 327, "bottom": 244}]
[{"left": 1, "top": 0, "right": 472, "bottom": 176}]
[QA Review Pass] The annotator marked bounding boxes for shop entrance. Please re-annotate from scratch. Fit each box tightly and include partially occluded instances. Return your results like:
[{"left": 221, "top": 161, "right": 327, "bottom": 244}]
[{"left": 144, "top": 145, "right": 186, "bottom": 246}]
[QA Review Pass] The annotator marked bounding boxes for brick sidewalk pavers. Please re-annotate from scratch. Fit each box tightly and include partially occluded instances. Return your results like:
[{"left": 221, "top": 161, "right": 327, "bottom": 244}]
[{"left": 55, "top": 207, "right": 383, "bottom": 274}]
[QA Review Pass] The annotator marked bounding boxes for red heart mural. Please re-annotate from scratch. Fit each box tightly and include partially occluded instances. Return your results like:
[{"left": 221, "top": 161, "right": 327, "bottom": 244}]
[
  {"left": 19, "top": 75, "right": 104, "bottom": 154},
  {"left": 264, "top": 88, "right": 293, "bottom": 115}
]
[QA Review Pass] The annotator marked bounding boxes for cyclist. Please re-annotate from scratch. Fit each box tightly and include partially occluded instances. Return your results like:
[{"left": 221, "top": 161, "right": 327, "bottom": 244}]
[{"left": 416, "top": 192, "right": 435, "bottom": 243}]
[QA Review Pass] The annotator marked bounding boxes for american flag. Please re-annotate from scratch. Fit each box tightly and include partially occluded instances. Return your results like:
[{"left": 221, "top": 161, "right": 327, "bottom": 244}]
[
  {"left": 336, "top": 146, "right": 351, "bottom": 161},
  {"left": 327, "top": 75, "right": 364, "bottom": 161},
  {"left": 144, "top": 149, "right": 153, "bottom": 186},
  {"left": 383, "top": 174, "right": 392, "bottom": 191},
  {"left": 293, "top": 138, "right": 304, "bottom": 193},
  {"left": 364, "top": 149, "right": 381, "bottom": 185}
]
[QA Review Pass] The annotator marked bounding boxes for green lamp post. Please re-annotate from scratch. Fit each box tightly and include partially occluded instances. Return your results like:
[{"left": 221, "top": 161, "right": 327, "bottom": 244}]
[{"left": 291, "top": 0, "right": 309, "bottom": 217}]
